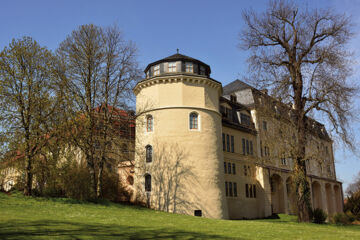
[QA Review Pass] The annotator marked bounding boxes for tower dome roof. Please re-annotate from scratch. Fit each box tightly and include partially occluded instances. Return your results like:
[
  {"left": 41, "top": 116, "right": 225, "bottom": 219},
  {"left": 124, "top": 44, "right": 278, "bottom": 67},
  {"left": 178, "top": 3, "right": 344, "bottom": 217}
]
[{"left": 144, "top": 53, "right": 211, "bottom": 78}]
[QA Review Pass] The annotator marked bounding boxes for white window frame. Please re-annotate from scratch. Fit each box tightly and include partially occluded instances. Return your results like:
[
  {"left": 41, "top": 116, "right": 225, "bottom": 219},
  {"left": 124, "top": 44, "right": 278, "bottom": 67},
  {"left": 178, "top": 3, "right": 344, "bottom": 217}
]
[
  {"left": 168, "top": 62, "right": 176, "bottom": 72},
  {"left": 185, "top": 62, "right": 193, "bottom": 73},
  {"left": 154, "top": 65, "right": 160, "bottom": 76}
]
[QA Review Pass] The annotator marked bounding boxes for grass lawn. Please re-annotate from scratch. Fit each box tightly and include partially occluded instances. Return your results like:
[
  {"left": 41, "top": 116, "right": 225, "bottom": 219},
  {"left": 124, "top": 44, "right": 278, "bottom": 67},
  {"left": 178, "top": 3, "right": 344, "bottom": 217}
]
[{"left": 0, "top": 192, "right": 359, "bottom": 239}]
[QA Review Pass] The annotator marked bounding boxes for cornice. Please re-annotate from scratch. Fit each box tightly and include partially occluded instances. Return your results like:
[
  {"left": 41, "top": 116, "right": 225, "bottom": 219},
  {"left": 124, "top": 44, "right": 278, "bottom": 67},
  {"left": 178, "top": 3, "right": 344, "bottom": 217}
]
[{"left": 133, "top": 74, "right": 223, "bottom": 95}]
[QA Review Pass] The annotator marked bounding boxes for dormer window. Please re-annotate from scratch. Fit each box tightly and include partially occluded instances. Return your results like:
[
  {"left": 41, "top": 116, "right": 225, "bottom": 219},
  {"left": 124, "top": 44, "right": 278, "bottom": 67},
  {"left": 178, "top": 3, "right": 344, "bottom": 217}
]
[
  {"left": 146, "top": 71, "right": 149, "bottom": 78},
  {"left": 185, "top": 62, "right": 193, "bottom": 73},
  {"left": 230, "top": 95, "right": 237, "bottom": 102},
  {"left": 240, "top": 113, "right": 251, "bottom": 126},
  {"left": 154, "top": 65, "right": 160, "bottom": 76},
  {"left": 200, "top": 66, "right": 205, "bottom": 75},
  {"left": 168, "top": 62, "right": 176, "bottom": 72}
]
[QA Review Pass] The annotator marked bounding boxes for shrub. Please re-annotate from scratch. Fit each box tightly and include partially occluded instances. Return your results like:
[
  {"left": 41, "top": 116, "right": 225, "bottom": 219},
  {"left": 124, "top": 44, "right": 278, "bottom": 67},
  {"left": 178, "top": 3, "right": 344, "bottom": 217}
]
[
  {"left": 312, "top": 208, "right": 327, "bottom": 224},
  {"left": 344, "top": 191, "right": 360, "bottom": 220},
  {"left": 333, "top": 212, "right": 355, "bottom": 225}
]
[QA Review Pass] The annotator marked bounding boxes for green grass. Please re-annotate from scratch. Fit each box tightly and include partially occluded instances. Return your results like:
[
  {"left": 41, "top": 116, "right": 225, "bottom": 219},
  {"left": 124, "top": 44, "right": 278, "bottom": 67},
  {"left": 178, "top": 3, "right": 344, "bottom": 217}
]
[{"left": 0, "top": 192, "right": 359, "bottom": 239}]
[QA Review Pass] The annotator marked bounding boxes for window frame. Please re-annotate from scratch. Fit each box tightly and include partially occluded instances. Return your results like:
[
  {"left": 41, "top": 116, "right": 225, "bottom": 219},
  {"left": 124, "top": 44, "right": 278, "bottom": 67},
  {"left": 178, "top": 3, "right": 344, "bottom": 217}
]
[
  {"left": 146, "top": 115, "right": 153, "bottom": 132},
  {"left": 145, "top": 174, "right": 151, "bottom": 192},
  {"left": 168, "top": 62, "right": 176, "bottom": 72},
  {"left": 145, "top": 145, "right": 152, "bottom": 163},
  {"left": 153, "top": 64, "right": 160, "bottom": 76},
  {"left": 189, "top": 112, "right": 199, "bottom": 130},
  {"left": 185, "top": 62, "right": 193, "bottom": 73}
]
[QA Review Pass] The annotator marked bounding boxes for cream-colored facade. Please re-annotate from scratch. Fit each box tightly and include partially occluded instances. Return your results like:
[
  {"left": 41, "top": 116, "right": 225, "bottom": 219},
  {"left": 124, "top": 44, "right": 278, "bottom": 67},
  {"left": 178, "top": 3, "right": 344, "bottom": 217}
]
[{"left": 133, "top": 53, "right": 343, "bottom": 219}]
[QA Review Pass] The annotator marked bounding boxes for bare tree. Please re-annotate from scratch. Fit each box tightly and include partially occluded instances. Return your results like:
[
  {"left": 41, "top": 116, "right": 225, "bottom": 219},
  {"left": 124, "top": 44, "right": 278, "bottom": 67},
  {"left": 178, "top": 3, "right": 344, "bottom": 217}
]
[
  {"left": 0, "top": 37, "right": 65, "bottom": 195},
  {"left": 240, "top": 0, "right": 356, "bottom": 221},
  {"left": 57, "top": 24, "right": 141, "bottom": 198}
]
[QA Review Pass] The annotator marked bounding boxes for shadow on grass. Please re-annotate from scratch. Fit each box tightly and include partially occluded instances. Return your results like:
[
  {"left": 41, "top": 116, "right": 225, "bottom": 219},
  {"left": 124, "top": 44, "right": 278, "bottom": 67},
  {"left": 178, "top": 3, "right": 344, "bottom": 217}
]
[{"left": 0, "top": 220, "right": 239, "bottom": 240}]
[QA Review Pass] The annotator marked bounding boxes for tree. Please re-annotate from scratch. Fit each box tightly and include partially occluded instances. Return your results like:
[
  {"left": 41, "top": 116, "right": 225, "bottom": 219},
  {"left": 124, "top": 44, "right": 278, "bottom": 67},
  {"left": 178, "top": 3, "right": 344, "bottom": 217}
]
[
  {"left": 57, "top": 24, "right": 141, "bottom": 198},
  {"left": 0, "top": 37, "right": 65, "bottom": 195},
  {"left": 240, "top": 0, "right": 356, "bottom": 221}
]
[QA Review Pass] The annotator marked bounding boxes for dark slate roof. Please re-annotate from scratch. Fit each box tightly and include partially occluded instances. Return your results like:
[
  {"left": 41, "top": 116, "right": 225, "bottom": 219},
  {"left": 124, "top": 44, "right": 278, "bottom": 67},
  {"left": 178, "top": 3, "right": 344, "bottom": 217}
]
[
  {"left": 144, "top": 53, "right": 211, "bottom": 73},
  {"left": 223, "top": 80, "right": 254, "bottom": 95}
]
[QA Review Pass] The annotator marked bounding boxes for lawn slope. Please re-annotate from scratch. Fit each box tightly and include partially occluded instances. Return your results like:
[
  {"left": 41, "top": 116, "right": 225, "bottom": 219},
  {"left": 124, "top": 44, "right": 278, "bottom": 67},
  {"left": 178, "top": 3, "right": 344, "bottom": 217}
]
[{"left": 0, "top": 192, "right": 359, "bottom": 239}]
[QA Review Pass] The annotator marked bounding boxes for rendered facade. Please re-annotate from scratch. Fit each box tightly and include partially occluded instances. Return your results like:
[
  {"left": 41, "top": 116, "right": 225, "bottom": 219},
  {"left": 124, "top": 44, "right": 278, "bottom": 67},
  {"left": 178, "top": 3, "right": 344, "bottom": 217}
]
[{"left": 133, "top": 53, "right": 344, "bottom": 219}]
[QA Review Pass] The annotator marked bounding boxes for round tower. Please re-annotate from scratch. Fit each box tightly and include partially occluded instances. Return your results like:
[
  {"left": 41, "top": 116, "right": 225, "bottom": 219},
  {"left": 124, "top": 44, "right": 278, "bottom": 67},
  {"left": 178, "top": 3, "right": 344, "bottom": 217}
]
[{"left": 133, "top": 53, "right": 228, "bottom": 219}]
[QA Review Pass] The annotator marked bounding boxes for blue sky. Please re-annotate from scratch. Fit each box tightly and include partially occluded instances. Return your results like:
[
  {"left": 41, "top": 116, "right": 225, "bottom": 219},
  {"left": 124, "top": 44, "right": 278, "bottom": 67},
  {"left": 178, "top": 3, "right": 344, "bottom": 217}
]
[{"left": 1, "top": 0, "right": 360, "bottom": 191}]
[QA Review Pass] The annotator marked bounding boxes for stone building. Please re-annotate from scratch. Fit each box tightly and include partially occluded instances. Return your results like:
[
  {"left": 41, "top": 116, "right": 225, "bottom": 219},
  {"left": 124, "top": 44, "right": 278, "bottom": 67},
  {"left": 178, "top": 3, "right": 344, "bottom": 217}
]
[{"left": 133, "top": 53, "right": 343, "bottom": 219}]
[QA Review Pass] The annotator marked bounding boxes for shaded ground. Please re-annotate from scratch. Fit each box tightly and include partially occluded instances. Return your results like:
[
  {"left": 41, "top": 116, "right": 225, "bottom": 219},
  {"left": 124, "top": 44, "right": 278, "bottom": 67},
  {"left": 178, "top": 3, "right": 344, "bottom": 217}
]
[{"left": 0, "top": 192, "right": 359, "bottom": 239}]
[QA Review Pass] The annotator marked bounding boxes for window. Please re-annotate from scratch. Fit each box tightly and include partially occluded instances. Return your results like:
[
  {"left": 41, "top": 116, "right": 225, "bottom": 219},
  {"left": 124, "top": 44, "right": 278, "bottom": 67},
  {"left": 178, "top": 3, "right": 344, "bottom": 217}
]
[
  {"left": 146, "top": 145, "right": 152, "bottom": 162},
  {"left": 228, "top": 163, "right": 231, "bottom": 174},
  {"left": 250, "top": 141, "right": 253, "bottom": 155},
  {"left": 168, "top": 62, "right": 176, "bottom": 72},
  {"left": 189, "top": 112, "right": 198, "bottom": 129},
  {"left": 246, "top": 140, "right": 249, "bottom": 155},
  {"left": 154, "top": 64, "right": 160, "bottom": 76},
  {"left": 240, "top": 113, "right": 251, "bottom": 126},
  {"left": 200, "top": 65, "right": 205, "bottom": 75},
  {"left": 242, "top": 138, "right": 246, "bottom": 155},
  {"left": 230, "top": 94, "right": 237, "bottom": 102},
  {"left": 232, "top": 163, "right": 236, "bottom": 175},
  {"left": 231, "top": 136, "right": 234, "bottom": 153},
  {"left": 226, "top": 134, "right": 230, "bottom": 152},
  {"left": 244, "top": 165, "right": 247, "bottom": 176},
  {"left": 260, "top": 141, "right": 263, "bottom": 157},
  {"left": 263, "top": 121, "right": 267, "bottom": 131},
  {"left": 224, "top": 162, "right": 227, "bottom": 174},
  {"left": 146, "top": 71, "right": 149, "bottom": 78},
  {"left": 233, "top": 182, "right": 237, "bottom": 197},
  {"left": 225, "top": 182, "right": 228, "bottom": 196},
  {"left": 145, "top": 174, "right": 151, "bottom": 192},
  {"left": 281, "top": 154, "right": 287, "bottom": 165},
  {"left": 229, "top": 182, "right": 233, "bottom": 197},
  {"left": 245, "top": 184, "right": 256, "bottom": 198},
  {"left": 185, "top": 62, "right": 193, "bottom": 73},
  {"left": 194, "top": 210, "right": 202, "bottom": 217},
  {"left": 222, "top": 133, "right": 225, "bottom": 151},
  {"left": 146, "top": 115, "right": 153, "bottom": 132}
]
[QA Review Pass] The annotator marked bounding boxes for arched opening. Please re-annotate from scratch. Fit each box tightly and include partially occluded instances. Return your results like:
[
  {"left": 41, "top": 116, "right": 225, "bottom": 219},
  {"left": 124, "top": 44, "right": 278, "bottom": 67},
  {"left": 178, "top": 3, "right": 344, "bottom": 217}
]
[
  {"left": 146, "top": 115, "right": 153, "bottom": 132},
  {"left": 145, "top": 145, "right": 152, "bottom": 162},
  {"left": 286, "top": 176, "right": 296, "bottom": 214},
  {"left": 325, "top": 183, "right": 335, "bottom": 215},
  {"left": 189, "top": 112, "right": 198, "bottom": 130},
  {"left": 333, "top": 185, "right": 342, "bottom": 213},
  {"left": 145, "top": 174, "right": 151, "bottom": 192},
  {"left": 312, "top": 181, "right": 323, "bottom": 210},
  {"left": 271, "top": 174, "right": 285, "bottom": 213}
]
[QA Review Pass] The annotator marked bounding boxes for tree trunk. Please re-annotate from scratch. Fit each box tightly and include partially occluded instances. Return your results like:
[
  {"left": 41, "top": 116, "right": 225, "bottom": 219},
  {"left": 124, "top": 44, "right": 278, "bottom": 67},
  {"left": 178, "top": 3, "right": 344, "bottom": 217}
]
[
  {"left": 23, "top": 154, "right": 33, "bottom": 196},
  {"left": 96, "top": 160, "right": 104, "bottom": 198},
  {"left": 86, "top": 157, "right": 97, "bottom": 199},
  {"left": 294, "top": 113, "right": 312, "bottom": 222}
]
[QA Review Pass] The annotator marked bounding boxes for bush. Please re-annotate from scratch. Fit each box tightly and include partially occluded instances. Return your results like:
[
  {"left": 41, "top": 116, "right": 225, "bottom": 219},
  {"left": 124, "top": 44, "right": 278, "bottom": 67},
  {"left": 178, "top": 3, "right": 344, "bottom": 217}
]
[
  {"left": 312, "top": 208, "right": 327, "bottom": 224},
  {"left": 333, "top": 212, "right": 355, "bottom": 225},
  {"left": 344, "top": 191, "right": 360, "bottom": 220}
]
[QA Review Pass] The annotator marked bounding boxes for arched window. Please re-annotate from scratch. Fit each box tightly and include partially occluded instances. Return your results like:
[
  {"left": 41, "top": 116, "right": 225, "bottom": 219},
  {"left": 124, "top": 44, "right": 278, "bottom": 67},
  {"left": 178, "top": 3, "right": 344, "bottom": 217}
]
[
  {"left": 146, "top": 115, "right": 153, "bottom": 132},
  {"left": 146, "top": 145, "right": 152, "bottom": 162},
  {"left": 145, "top": 174, "right": 151, "bottom": 192},
  {"left": 189, "top": 112, "right": 198, "bottom": 130}
]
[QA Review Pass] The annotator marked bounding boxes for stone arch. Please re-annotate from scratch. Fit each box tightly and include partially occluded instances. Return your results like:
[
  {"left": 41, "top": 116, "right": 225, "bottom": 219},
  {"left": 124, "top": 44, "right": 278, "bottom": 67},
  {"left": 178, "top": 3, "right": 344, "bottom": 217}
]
[
  {"left": 333, "top": 185, "right": 342, "bottom": 213},
  {"left": 286, "top": 176, "right": 296, "bottom": 214},
  {"left": 271, "top": 174, "right": 285, "bottom": 213},
  {"left": 325, "top": 183, "right": 335, "bottom": 215},
  {"left": 312, "top": 181, "right": 323, "bottom": 210}
]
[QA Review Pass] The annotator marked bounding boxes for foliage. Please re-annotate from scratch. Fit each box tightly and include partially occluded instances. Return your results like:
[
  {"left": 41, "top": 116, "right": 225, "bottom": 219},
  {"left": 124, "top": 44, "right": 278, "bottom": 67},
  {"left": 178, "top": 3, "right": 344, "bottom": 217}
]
[
  {"left": 332, "top": 212, "right": 355, "bottom": 225},
  {"left": 344, "top": 191, "right": 360, "bottom": 220},
  {"left": 0, "top": 37, "right": 66, "bottom": 195},
  {"left": 57, "top": 24, "right": 141, "bottom": 198},
  {"left": 312, "top": 208, "right": 327, "bottom": 224},
  {"left": 1, "top": 193, "right": 360, "bottom": 240}
]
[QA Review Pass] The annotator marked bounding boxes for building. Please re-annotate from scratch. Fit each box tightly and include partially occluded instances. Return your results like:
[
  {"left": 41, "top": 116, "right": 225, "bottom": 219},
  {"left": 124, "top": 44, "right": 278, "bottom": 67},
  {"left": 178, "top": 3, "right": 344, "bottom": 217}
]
[{"left": 133, "top": 53, "right": 343, "bottom": 219}]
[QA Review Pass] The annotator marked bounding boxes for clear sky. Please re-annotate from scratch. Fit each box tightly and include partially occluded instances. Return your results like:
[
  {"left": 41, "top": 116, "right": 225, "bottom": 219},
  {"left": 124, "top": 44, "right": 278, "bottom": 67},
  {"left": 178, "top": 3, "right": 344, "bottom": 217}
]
[{"left": 1, "top": 0, "right": 359, "bottom": 191}]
